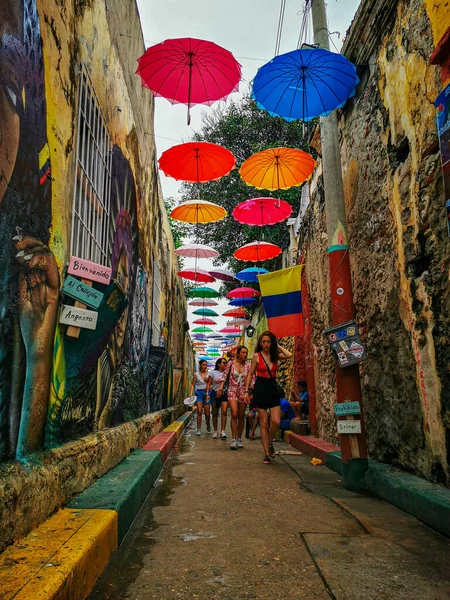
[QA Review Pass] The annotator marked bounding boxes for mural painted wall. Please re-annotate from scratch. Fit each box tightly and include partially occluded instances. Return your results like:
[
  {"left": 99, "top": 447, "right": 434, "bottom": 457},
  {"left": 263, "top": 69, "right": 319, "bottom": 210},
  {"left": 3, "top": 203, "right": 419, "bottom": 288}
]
[
  {"left": 0, "top": 0, "right": 191, "bottom": 461},
  {"left": 296, "top": 0, "right": 450, "bottom": 485}
]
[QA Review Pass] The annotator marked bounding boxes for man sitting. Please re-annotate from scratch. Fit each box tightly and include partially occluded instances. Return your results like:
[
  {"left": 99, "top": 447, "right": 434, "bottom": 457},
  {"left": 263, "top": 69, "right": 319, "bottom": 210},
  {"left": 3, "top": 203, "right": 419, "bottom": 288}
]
[{"left": 280, "top": 398, "right": 296, "bottom": 431}]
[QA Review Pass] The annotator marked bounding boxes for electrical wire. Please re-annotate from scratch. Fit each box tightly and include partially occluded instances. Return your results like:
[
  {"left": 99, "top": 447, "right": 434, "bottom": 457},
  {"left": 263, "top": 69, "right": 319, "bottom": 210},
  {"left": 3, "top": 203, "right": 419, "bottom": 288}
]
[{"left": 274, "top": 0, "right": 287, "bottom": 57}]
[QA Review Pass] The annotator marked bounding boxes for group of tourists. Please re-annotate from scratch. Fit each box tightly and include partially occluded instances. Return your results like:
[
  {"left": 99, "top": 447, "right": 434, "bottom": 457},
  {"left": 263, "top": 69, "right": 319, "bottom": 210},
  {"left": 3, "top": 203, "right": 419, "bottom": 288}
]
[{"left": 190, "top": 330, "right": 307, "bottom": 464}]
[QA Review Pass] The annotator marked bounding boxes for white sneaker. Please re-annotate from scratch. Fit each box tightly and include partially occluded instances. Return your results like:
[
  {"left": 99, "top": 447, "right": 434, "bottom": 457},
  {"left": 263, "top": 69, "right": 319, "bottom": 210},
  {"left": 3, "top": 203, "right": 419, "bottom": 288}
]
[
  {"left": 213, "top": 431, "right": 218, "bottom": 439},
  {"left": 237, "top": 438, "right": 244, "bottom": 448},
  {"left": 220, "top": 431, "right": 227, "bottom": 440},
  {"left": 196, "top": 430, "right": 201, "bottom": 436},
  {"left": 230, "top": 439, "right": 237, "bottom": 450}
]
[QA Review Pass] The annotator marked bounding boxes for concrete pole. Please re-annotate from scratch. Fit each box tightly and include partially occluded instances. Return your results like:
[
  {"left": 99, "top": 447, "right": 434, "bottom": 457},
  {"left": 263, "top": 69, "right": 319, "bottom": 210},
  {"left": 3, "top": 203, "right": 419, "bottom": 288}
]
[{"left": 310, "top": 0, "right": 368, "bottom": 490}]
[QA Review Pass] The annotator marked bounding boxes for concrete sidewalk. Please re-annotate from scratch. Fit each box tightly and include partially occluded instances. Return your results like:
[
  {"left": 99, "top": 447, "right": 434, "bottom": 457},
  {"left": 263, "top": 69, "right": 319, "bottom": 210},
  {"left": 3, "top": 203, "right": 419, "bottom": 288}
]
[{"left": 90, "top": 420, "right": 450, "bottom": 600}]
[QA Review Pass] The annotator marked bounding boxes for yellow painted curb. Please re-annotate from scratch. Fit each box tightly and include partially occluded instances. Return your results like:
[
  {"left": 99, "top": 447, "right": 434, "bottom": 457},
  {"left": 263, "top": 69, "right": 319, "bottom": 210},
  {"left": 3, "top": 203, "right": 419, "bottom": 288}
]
[
  {"left": 0, "top": 508, "right": 118, "bottom": 600},
  {"left": 164, "top": 420, "right": 184, "bottom": 439},
  {"left": 283, "top": 430, "right": 292, "bottom": 444}
]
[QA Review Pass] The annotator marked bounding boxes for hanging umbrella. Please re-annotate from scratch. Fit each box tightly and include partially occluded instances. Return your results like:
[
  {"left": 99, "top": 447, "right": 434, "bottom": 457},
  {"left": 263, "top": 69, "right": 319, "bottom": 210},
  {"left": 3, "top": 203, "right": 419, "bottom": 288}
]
[
  {"left": 251, "top": 47, "right": 359, "bottom": 122},
  {"left": 136, "top": 37, "right": 241, "bottom": 125},
  {"left": 220, "top": 327, "right": 243, "bottom": 334},
  {"left": 234, "top": 241, "right": 281, "bottom": 262},
  {"left": 227, "top": 318, "right": 251, "bottom": 327},
  {"left": 175, "top": 243, "right": 219, "bottom": 259},
  {"left": 208, "top": 267, "right": 236, "bottom": 282},
  {"left": 177, "top": 268, "right": 216, "bottom": 283},
  {"left": 226, "top": 287, "right": 260, "bottom": 299},
  {"left": 188, "top": 287, "right": 220, "bottom": 298},
  {"left": 189, "top": 298, "right": 219, "bottom": 307},
  {"left": 197, "top": 355, "right": 212, "bottom": 361},
  {"left": 170, "top": 200, "right": 227, "bottom": 224},
  {"left": 236, "top": 267, "right": 269, "bottom": 282},
  {"left": 193, "top": 318, "right": 217, "bottom": 325},
  {"left": 232, "top": 197, "right": 292, "bottom": 226},
  {"left": 193, "top": 333, "right": 207, "bottom": 339},
  {"left": 159, "top": 142, "right": 235, "bottom": 184},
  {"left": 239, "top": 148, "right": 315, "bottom": 191},
  {"left": 192, "top": 308, "right": 219, "bottom": 317},
  {"left": 222, "top": 308, "right": 249, "bottom": 317},
  {"left": 192, "top": 326, "right": 214, "bottom": 333},
  {"left": 229, "top": 297, "right": 258, "bottom": 307}
]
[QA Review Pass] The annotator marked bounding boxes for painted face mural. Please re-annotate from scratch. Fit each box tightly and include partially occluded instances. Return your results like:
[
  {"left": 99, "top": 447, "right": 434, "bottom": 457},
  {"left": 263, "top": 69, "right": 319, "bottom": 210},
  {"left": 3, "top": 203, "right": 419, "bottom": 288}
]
[{"left": 0, "top": 0, "right": 59, "bottom": 459}]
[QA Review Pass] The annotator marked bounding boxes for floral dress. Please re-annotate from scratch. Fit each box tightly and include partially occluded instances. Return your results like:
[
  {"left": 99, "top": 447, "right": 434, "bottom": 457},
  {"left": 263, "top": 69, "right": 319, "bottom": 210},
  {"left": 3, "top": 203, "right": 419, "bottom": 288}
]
[{"left": 222, "top": 361, "right": 252, "bottom": 403}]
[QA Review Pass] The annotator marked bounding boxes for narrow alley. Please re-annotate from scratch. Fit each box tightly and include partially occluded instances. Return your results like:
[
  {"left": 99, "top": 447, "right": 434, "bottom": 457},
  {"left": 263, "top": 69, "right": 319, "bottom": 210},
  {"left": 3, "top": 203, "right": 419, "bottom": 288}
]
[{"left": 90, "top": 420, "right": 450, "bottom": 600}]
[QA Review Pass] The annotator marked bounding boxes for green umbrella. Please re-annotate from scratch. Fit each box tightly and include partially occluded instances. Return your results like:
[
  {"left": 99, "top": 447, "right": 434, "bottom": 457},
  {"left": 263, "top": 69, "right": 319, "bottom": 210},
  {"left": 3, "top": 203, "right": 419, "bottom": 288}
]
[
  {"left": 188, "top": 286, "right": 220, "bottom": 298},
  {"left": 192, "top": 326, "right": 213, "bottom": 333},
  {"left": 192, "top": 308, "right": 219, "bottom": 317}
]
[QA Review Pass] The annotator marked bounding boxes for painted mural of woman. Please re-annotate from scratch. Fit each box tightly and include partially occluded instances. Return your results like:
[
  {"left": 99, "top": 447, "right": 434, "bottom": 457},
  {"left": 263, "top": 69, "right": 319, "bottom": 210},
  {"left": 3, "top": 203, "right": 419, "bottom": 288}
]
[{"left": 0, "top": 0, "right": 59, "bottom": 459}]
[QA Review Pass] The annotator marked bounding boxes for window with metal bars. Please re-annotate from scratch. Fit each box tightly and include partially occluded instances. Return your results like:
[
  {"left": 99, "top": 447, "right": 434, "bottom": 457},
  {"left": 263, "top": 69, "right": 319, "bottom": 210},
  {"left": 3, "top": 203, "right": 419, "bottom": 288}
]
[{"left": 71, "top": 65, "right": 112, "bottom": 266}]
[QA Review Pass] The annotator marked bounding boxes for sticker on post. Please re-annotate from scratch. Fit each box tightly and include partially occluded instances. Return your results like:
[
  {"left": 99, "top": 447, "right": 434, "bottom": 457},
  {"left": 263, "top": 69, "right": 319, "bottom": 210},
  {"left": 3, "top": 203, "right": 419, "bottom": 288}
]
[
  {"left": 59, "top": 305, "right": 98, "bottom": 330},
  {"left": 337, "top": 420, "right": 361, "bottom": 434},
  {"left": 348, "top": 341, "right": 364, "bottom": 359},
  {"left": 68, "top": 256, "right": 112, "bottom": 285},
  {"left": 62, "top": 275, "right": 104, "bottom": 309}
]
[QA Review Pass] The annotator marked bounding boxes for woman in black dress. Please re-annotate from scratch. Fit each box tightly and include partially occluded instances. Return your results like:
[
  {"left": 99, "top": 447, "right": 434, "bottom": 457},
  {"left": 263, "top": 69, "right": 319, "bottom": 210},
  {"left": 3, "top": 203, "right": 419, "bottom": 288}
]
[{"left": 245, "top": 331, "right": 292, "bottom": 464}]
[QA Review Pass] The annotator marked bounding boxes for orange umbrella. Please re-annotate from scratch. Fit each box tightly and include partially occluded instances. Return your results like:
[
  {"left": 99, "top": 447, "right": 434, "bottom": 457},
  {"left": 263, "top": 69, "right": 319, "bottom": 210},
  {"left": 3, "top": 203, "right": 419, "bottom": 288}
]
[
  {"left": 234, "top": 241, "right": 281, "bottom": 262},
  {"left": 239, "top": 147, "right": 315, "bottom": 191},
  {"left": 170, "top": 200, "right": 227, "bottom": 224},
  {"left": 159, "top": 142, "right": 235, "bottom": 183}
]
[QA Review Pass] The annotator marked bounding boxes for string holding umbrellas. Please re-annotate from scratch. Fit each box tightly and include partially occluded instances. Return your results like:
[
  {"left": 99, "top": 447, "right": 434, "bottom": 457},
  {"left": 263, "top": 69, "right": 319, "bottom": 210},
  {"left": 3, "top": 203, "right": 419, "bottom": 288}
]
[{"left": 135, "top": 36, "right": 360, "bottom": 344}]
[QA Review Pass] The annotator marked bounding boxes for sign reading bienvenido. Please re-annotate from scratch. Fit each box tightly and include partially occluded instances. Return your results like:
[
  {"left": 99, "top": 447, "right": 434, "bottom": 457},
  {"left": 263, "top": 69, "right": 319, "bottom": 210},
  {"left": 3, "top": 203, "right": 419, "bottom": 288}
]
[
  {"left": 62, "top": 275, "right": 104, "bottom": 309},
  {"left": 68, "top": 256, "right": 112, "bottom": 285},
  {"left": 59, "top": 305, "right": 99, "bottom": 330}
]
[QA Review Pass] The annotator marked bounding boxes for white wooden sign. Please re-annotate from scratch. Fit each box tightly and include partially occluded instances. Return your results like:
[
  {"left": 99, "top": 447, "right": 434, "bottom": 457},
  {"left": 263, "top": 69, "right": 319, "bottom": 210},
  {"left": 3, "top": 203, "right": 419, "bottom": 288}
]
[
  {"left": 59, "top": 305, "right": 98, "bottom": 330},
  {"left": 337, "top": 420, "right": 361, "bottom": 435}
]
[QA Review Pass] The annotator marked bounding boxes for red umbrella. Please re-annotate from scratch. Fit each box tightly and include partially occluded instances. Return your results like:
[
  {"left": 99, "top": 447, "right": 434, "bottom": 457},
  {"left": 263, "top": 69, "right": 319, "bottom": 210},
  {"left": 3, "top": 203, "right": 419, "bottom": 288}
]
[
  {"left": 159, "top": 142, "right": 235, "bottom": 183},
  {"left": 220, "top": 327, "right": 242, "bottom": 334},
  {"left": 193, "top": 318, "right": 217, "bottom": 325},
  {"left": 233, "top": 241, "right": 281, "bottom": 262},
  {"left": 222, "top": 308, "right": 249, "bottom": 317},
  {"left": 177, "top": 268, "right": 216, "bottom": 283},
  {"left": 136, "top": 38, "right": 242, "bottom": 124},
  {"left": 208, "top": 268, "right": 236, "bottom": 282},
  {"left": 232, "top": 197, "right": 293, "bottom": 226},
  {"left": 226, "top": 287, "right": 260, "bottom": 299}
]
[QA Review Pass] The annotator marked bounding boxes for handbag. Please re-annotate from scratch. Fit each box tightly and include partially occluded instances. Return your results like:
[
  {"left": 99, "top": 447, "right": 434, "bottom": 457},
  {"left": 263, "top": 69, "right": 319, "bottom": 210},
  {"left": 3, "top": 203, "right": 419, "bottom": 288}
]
[
  {"left": 221, "top": 366, "right": 232, "bottom": 402},
  {"left": 260, "top": 353, "right": 284, "bottom": 399}
]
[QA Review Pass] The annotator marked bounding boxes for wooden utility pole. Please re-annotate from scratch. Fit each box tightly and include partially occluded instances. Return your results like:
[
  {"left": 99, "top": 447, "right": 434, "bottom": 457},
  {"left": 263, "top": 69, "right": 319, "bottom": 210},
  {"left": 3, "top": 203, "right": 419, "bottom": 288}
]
[{"left": 310, "top": 0, "right": 368, "bottom": 490}]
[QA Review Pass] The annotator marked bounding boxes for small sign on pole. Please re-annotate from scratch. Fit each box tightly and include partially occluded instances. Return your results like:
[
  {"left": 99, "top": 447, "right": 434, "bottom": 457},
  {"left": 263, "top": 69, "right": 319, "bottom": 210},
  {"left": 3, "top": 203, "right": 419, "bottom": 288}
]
[
  {"left": 337, "top": 420, "right": 361, "bottom": 435},
  {"left": 68, "top": 256, "right": 112, "bottom": 285},
  {"left": 334, "top": 401, "right": 361, "bottom": 416},
  {"left": 59, "top": 305, "right": 98, "bottom": 330},
  {"left": 323, "top": 320, "right": 368, "bottom": 368},
  {"left": 62, "top": 275, "right": 104, "bottom": 309}
]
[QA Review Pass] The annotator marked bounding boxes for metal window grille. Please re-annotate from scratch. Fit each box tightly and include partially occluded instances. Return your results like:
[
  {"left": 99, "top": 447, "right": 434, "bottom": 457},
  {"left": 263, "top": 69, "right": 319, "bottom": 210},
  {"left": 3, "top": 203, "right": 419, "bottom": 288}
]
[
  {"left": 71, "top": 65, "right": 112, "bottom": 265},
  {"left": 151, "top": 259, "right": 162, "bottom": 345}
]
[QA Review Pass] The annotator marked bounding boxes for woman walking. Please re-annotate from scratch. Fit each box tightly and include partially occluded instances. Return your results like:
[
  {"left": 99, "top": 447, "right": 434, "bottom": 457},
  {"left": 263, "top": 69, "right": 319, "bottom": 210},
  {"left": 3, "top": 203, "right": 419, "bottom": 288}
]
[
  {"left": 245, "top": 331, "right": 292, "bottom": 464},
  {"left": 217, "top": 346, "right": 251, "bottom": 450},
  {"left": 205, "top": 358, "right": 229, "bottom": 439},
  {"left": 190, "top": 359, "right": 211, "bottom": 436}
]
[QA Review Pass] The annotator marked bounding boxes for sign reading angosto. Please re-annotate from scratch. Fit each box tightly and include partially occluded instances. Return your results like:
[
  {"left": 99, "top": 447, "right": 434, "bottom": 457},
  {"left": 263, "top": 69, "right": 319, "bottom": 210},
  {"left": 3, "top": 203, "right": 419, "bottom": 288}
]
[{"left": 59, "top": 305, "right": 99, "bottom": 330}]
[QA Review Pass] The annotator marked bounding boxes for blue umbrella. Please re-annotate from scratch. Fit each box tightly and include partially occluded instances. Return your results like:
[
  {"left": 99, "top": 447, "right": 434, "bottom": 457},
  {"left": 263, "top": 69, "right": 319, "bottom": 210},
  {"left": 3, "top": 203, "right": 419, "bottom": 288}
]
[
  {"left": 229, "top": 297, "right": 258, "bottom": 307},
  {"left": 236, "top": 267, "right": 269, "bottom": 283},
  {"left": 251, "top": 48, "right": 359, "bottom": 122}
]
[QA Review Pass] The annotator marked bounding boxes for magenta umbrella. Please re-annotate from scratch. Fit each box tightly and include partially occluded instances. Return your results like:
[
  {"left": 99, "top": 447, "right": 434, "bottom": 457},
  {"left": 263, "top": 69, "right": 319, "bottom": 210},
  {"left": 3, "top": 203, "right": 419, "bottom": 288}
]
[
  {"left": 220, "top": 327, "right": 243, "bottom": 334},
  {"left": 232, "top": 197, "right": 293, "bottom": 226},
  {"left": 193, "top": 318, "right": 217, "bottom": 325},
  {"left": 177, "top": 268, "right": 216, "bottom": 283},
  {"left": 226, "top": 287, "right": 261, "bottom": 299},
  {"left": 208, "top": 267, "right": 236, "bottom": 282}
]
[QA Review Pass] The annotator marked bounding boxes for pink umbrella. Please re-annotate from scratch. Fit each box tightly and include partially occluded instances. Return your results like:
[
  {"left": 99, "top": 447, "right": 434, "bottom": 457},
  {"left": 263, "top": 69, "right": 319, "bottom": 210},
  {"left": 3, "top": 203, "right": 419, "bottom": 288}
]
[
  {"left": 193, "top": 318, "right": 217, "bottom": 325},
  {"left": 220, "top": 327, "right": 243, "bottom": 334},
  {"left": 177, "top": 268, "right": 216, "bottom": 283},
  {"left": 233, "top": 241, "right": 281, "bottom": 262},
  {"left": 226, "top": 287, "right": 260, "bottom": 299},
  {"left": 175, "top": 243, "right": 219, "bottom": 259},
  {"left": 232, "top": 197, "right": 293, "bottom": 226},
  {"left": 189, "top": 299, "right": 219, "bottom": 307},
  {"left": 208, "top": 267, "right": 236, "bottom": 282}
]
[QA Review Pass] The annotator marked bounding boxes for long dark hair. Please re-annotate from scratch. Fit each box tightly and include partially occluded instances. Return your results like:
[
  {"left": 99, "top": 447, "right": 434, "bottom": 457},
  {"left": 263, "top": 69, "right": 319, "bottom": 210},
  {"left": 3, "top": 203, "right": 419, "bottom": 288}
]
[
  {"left": 255, "top": 330, "right": 278, "bottom": 363},
  {"left": 235, "top": 345, "right": 248, "bottom": 361}
]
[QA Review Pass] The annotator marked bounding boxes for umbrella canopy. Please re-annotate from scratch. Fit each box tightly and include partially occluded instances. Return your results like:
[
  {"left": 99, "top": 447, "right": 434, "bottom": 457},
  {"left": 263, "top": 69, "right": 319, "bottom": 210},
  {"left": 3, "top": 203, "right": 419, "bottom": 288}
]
[
  {"left": 251, "top": 47, "right": 359, "bottom": 122},
  {"left": 226, "top": 287, "right": 261, "bottom": 299},
  {"left": 232, "top": 197, "right": 292, "bottom": 226},
  {"left": 188, "top": 286, "right": 220, "bottom": 298},
  {"left": 227, "top": 318, "right": 251, "bottom": 326},
  {"left": 240, "top": 147, "right": 315, "bottom": 191},
  {"left": 177, "top": 268, "right": 216, "bottom": 283},
  {"left": 220, "top": 327, "right": 242, "bottom": 334},
  {"left": 170, "top": 200, "right": 227, "bottom": 224},
  {"left": 189, "top": 298, "right": 219, "bottom": 307},
  {"left": 222, "top": 308, "right": 249, "bottom": 317},
  {"left": 229, "top": 297, "right": 258, "bottom": 307},
  {"left": 193, "top": 318, "right": 217, "bottom": 325},
  {"left": 175, "top": 243, "right": 219, "bottom": 259},
  {"left": 208, "top": 267, "right": 236, "bottom": 282},
  {"left": 192, "top": 326, "right": 214, "bottom": 333},
  {"left": 159, "top": 142, "right": 235, "bottom": 184},
  {"left": 136, "top": 38, "right": 241, "bottom": 124},
  {"left": 192, "top": 333, "right": 207, "bottom": 339},
  {"left": 236, "top": 267, "right": 269, "bottom": 282},
  {"left": 192, "top": 308, "right": 219, "bottom": 317},
  {"left": 233, "top": 241, "right": 281, "bottom": 262}
]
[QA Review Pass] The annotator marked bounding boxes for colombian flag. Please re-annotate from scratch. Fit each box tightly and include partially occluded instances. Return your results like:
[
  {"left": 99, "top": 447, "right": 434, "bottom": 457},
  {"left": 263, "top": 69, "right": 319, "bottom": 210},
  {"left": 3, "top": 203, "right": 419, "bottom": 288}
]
[{"left": 258, "top": 265, "right": 304, "bottom": 337}]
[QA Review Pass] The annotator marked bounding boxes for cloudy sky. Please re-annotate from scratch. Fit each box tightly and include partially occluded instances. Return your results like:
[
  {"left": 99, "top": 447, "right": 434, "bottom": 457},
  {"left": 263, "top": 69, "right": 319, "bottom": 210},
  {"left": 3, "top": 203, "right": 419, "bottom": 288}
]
[{"left": 135, "top": 0, "right": 361, "bottom": 348}]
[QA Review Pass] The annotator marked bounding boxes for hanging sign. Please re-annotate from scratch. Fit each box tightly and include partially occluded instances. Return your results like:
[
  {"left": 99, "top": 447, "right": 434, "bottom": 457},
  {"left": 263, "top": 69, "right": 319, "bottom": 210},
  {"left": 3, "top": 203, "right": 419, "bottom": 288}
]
[
  {"left": 337, "top": 420, "right": 361, "bottom": 435},
  {"left": 59, "top": 305, "right": 98, "bottom": 330},
  {"left": 323, "top": 320, "right": 368, "bottom": 368},
  {"left": 68, "top": 256, "right": 112, "bottom": 285},
  {"left": 62, "top": 275, "right": 104, "bottom": 309},
  {"left": 334, "top": 401, "right": 361, "bottom": 416}
]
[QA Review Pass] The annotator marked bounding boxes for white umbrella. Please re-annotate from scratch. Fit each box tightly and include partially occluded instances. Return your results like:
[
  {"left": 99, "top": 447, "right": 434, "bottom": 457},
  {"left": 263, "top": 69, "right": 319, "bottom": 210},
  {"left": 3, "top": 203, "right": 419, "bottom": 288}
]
[
  {"left": 175, "top": 243, "right": 220, "bottom": 259},
  {"left": 189, "top": 299, "right": 219, "bottom": 307},
  {"left": 227, "top": 318, "right": 251, "bottom": 327}
]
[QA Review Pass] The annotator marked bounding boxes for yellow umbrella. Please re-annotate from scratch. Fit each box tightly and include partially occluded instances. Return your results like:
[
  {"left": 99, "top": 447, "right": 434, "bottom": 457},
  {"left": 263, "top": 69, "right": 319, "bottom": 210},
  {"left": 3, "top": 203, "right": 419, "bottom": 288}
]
[
  {"left": 239, "top": 147, "right": 315, "bottom": 191},
  {"left": 170, "top": 199, "right": 227, "bottom": 224}
]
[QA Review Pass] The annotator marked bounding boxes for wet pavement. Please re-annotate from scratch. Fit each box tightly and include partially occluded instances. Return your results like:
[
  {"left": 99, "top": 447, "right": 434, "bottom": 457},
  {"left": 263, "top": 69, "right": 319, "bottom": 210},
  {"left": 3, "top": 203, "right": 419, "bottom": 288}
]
[{"left": 90, "top": 417, "right": 450, "bottom": 599}]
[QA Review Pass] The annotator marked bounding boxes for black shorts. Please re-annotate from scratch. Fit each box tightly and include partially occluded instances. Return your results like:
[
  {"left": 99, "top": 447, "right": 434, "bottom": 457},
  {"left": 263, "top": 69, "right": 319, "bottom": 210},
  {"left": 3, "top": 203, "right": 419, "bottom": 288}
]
[{"left": 251, "top": 377, "right": 280, "bottom": 410}]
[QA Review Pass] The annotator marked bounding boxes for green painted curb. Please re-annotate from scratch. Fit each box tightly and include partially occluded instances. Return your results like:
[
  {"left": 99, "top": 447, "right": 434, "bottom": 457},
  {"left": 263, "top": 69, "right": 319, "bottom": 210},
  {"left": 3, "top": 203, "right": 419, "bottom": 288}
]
[
  {"left": 342, "top": 457, "right": 369, "bottom": 491},
  {"left": 69, "top": 450, "right": 162, "bottom": 542},
  {"left": 325, "top": 451, "right": 343, "bottom": 475}
]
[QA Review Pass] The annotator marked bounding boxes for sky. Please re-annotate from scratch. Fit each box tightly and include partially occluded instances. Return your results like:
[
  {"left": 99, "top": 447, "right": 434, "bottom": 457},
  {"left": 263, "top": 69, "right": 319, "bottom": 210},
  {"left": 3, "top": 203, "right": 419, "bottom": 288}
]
[{"left": 136, "top": 0, "right": 361, "bottom": 354}]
